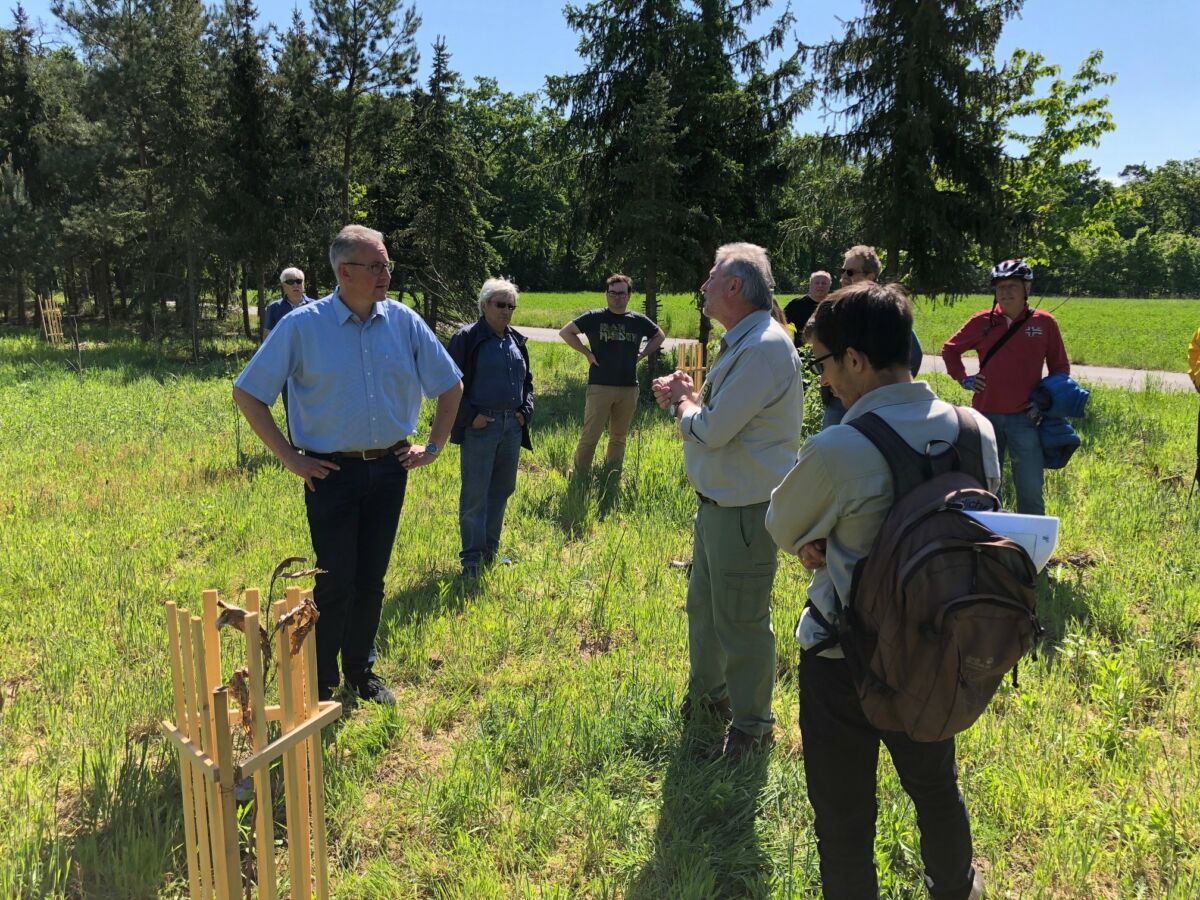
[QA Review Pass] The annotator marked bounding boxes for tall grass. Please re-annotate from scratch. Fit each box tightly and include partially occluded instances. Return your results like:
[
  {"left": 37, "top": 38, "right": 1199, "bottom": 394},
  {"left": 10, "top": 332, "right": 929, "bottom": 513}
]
[{"left": 1, "top": 329, "right": 1198, "bottom": 897}]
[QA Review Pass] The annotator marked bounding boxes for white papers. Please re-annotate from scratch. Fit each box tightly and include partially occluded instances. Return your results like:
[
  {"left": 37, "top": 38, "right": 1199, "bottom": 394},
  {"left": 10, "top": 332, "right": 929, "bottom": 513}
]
[{"left": 965, "top": 511, "right": 1060, "bottom": 572}]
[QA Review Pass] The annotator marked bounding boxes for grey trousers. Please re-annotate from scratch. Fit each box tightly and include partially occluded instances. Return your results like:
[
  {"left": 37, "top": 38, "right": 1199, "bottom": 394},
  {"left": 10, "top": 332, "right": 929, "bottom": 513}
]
[{"left": 686, "top": 498, "right": 779, "bottom": 737}]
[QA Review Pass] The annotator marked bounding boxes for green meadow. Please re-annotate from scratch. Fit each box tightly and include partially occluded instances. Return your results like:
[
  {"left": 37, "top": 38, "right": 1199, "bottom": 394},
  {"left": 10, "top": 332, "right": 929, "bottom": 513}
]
[
  {"left": 1, "top": 326, "right": 1199, "bottom": 897},
  {"left": 513, "top": 292, "right": 1199, "bottom": 373}
]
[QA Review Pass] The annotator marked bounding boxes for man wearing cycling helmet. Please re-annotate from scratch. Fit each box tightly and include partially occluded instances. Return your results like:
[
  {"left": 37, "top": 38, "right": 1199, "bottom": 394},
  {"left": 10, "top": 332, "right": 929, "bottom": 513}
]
[{"left": 941, "top": 259, "right": 1069, "bottom": 515}]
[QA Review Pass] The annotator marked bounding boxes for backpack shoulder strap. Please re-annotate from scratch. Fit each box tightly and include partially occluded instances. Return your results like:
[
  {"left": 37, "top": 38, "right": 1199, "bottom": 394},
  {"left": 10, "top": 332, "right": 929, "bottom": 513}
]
[
  {"left": 952, "top": 407, "right": 987, "bottom": 486},
  {"left": 847, "top": 412, "right": 929, "bottom": 499}
]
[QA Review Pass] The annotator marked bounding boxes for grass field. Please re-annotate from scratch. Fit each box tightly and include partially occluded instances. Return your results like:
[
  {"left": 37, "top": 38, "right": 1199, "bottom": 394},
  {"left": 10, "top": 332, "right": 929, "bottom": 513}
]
[
  {"left": 2, "top": 328, "right": 1200, "bottom": 897},
  {"left": 514, "top": 292, "right": 1200, "bottom": 373}
]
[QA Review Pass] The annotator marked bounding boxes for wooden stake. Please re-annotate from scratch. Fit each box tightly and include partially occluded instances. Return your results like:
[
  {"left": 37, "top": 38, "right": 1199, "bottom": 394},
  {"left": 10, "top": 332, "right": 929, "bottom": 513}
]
[
  {"left": 166, "top": 604, "right": 202, "bottom": 900},
  {"left": 192, "top": 616, "right": 233, "bottom": 900},
  {"left": 243, "top": 608, "right": 278, "bottom": 900},
  {"left": 290, "top": 618, "right": 313, "bottom": 898},
  {"left": 275, "top": 598, "right": 309, "bottom": 899},
  {"left": 212, "top": 687, "right": 243, "bottom": 900},
  {"left": 201, "top": 589, "right": 222, "bottom": 762},
  {"left": 179, "top": 610, "right": 215, "bottom": 900},
  {"left": 302, "top": 594, "right": 332, "bottom": 900}
]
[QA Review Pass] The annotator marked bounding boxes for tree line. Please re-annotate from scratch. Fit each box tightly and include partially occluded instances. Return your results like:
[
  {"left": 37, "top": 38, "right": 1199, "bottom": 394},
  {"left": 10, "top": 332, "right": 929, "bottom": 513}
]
[{"left": 1, "top": 0, "right": 1197, "bottom": 352}]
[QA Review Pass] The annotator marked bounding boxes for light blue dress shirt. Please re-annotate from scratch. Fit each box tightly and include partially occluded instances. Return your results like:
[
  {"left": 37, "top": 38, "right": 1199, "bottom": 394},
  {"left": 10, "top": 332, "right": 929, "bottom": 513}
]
[{"left": 234, "top": 290, "right": 462, "bottom": 452}]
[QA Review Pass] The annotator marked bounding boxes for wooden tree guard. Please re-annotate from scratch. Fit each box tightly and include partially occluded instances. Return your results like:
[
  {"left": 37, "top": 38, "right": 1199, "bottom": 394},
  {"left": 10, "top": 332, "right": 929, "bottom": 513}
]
[
  {"left": 676, "top": 341, "right": 708, "bottom": 392},
  {"left": 162, "top": 587, "right": 340, "bottom": 899},
  {"left": 38, "top": 294, "right": 64, "bottom": 345}
]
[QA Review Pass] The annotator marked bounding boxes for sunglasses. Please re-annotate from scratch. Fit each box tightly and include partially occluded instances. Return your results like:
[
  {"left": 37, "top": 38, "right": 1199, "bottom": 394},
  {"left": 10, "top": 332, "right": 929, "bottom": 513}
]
[
  {"left": 840, "top": 268, "right": 860, "bottom": 278},
  {"left": 491, "top": 301, "right": 517, "bottom": 310},
  {"left": 808, "top": 351, "right": 834, "bottom": 375},
  {"left": 283, "top": 279, "right": 304, "bottom": 286}
]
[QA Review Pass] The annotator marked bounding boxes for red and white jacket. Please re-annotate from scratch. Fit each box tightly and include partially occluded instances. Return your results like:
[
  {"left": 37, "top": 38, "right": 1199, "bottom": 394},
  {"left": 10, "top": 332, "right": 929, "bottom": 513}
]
[{"left": 941, "top": 306, "right": 1069, "bottom": 414}]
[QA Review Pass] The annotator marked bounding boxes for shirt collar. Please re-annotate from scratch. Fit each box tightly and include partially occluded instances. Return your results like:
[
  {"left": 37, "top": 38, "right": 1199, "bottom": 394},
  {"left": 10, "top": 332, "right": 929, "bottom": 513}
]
[
  {"left": 842, "top": 380, "right": 937, "bottom": 422},
  {"left": 333, "top": 288, "right": 382, "bottom": 325},
  {"left": 477, "top": 317, "right": 511, "bottom": 339},
  {"left": 722, "top": 309, "right": 771, "bottom": 351}
]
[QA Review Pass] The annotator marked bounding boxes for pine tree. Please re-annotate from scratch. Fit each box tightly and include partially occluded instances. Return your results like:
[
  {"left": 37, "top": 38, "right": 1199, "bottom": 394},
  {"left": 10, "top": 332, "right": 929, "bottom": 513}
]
[
  {"left": 802, "top": 0, "right": 1020, "bottom": 293},
  {"left": 395, "top": 37, "right": 497, "bottom": 330},
  {"left": 310, "top": 0, "right": 420, "bottom": 221}
]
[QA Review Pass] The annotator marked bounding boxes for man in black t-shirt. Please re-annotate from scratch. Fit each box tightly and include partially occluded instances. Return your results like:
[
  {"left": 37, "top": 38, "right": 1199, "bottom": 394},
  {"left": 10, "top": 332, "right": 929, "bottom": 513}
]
[
  {"left": 559, "top": 273, "right": 666, "bottom": 472},
  {"left": 783, "top": 270, "right": 831, "bottom": 349}
]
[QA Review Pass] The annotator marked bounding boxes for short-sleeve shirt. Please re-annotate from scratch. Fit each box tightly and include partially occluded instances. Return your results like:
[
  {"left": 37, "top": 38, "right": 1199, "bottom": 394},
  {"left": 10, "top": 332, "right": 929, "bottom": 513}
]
[
  {"left": 264, "top": 295, "right": 312, "bottom": 331},
  {"left": 234, "top": 290, "right": 462, "bottom": 452},
  {"left": 572, "top": 309, "right": 658, "bottom": 386}
]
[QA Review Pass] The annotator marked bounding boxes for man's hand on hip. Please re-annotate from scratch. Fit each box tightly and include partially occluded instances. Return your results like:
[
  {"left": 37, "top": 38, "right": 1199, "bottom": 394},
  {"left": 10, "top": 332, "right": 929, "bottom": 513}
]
[
  {"left": 284, "top": 449, "right": 340, "bottom": 492},
  {"left": 798, "top": 539, "right": 827, "bottom": 570},
  {"left": 396, "top": 443, "right": 439, "bottom": 470}
]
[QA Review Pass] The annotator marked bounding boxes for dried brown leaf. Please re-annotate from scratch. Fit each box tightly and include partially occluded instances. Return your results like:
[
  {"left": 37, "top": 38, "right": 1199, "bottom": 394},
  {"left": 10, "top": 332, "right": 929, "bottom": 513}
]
[
  {"left": 278, "top": 597, "right": 320, "bottom": 657},
  {"left": 215, "top": 599, "right": 248, "bottom": 633},
  {"left": 227, "top": 668, "right": 254, "bottom": 741},
  {"left": 270, "top": 556, "right": 308, "bottom": 583},
  {"left": 281, "top": 567, "right": 326, "bottom": 579}
]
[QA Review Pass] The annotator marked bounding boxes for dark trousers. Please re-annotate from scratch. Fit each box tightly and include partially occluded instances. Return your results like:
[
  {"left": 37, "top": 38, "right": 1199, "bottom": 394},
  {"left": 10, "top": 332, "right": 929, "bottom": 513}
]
[
  {"left": 304, "top": 455, "right": 407, "bottom": 691},
  {"left": 799, "top": 653, "right": 976, "bottom": 900}
]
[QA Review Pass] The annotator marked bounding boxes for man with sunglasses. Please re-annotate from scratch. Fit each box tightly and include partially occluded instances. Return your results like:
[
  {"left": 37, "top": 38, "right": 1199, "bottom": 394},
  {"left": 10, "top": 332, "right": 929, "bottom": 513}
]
[
  {"left": 263, "top": 267, "right": 313, "bottom": 341},
  {"left": 767, "top": 282, "right": 996, "bottom": 900},
  {"left": 819, "top": 245, "right": 924, "bottom": 429},
  {"left": 233, "top": 224, "right": 463, "bottom": 705},
  {"left": 559, "top": 273, "right": 665, "bottom": 474}
]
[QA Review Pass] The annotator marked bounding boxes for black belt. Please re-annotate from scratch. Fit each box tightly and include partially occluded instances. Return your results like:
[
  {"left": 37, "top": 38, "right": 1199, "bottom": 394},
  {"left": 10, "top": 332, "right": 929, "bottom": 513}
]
[
  {"left": 303, "top": 439, "right": 410, "bottom": 461},
  {"left": 696, "top": 491, "right": 718, "bottom": 505}
]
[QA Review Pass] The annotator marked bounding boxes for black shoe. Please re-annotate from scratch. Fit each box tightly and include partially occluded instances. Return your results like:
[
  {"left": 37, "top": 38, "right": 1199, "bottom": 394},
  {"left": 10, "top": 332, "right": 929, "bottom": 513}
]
[
  {"left": 318, "top": 684, "right": 336, "bottom": 703},
  {"left": 350, "top": 671, "right": 395, "bottom": 706},
  {"left": 721, "top": 726, "right": 774, "bottom": 758},
  {"left": 679, "top": 695, "right": 733, "bottom": 725}
]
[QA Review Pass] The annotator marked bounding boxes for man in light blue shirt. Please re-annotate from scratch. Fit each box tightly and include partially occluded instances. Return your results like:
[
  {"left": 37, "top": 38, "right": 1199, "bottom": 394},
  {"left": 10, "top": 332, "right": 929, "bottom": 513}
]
[{"left": 234, "top": 224, "right": 463, "bottom": 704}]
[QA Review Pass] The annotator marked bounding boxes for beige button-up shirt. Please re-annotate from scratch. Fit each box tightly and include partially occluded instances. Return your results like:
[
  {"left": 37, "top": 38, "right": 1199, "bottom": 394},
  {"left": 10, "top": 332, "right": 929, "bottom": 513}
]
[
  {"left": 680, "top": 310, "right": 803, "bottom": 506},
  {"left": 765, "top": 381, "right": 1000, "bottom": 655}
]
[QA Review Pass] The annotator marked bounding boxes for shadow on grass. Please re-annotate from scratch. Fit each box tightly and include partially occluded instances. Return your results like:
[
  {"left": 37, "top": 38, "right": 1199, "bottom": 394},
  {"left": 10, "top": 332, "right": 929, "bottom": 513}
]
[
  {"left": 628, "top": 727, "right": 772, "bottom": 899},
  {"left": 376, "top": 571, "right": 471, "bottom": 646}
]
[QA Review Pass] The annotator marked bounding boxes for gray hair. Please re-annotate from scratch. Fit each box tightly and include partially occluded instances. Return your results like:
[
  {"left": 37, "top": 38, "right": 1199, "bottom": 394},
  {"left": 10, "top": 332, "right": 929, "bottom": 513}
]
[
  {"left": 478, "top": 277, "right": 519, "bottom": 314},
  {"left": 279, "top": 266, "right": 305, "bottom": 283},
  {"left": 715, "top": 242, "right": 775, "bottom": 311},
  {"left": 809, "top": 270, "right": 832, "bottom": 284},
  {"left": 329, "top": 224, "right": 384, "bottom": 281}
]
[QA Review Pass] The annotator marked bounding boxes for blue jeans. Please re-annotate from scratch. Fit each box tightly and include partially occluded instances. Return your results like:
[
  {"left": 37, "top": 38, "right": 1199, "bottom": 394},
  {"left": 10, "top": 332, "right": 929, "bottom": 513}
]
[
  {"left": 304, "top": 454, "right": 408, "bottom": 692},
  {"left": 983, "top": 412, "right": 1045, "bottom": 516},
  {"left": 459, "top": 410, "right": 523, "bottom": 571}
]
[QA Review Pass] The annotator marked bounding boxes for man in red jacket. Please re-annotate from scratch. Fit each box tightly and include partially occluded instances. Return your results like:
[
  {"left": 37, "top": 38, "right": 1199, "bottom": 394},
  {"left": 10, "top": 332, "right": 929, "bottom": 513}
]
[{"left": 941, "top": 259, "right": 1069, "bottom": 515}]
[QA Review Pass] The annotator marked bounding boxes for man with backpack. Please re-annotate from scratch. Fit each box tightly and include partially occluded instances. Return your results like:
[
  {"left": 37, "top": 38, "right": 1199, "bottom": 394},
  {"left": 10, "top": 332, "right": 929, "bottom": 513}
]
[
  {"left": 941, "top": 259, "right": 1069, "bottom": 515},
  {"left": 766, "top": 282, "right": 1001, "bottom": 899}
]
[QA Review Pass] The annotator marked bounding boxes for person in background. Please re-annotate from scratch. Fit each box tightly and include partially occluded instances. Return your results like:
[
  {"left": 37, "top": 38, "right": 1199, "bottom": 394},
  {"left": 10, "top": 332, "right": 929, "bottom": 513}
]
[
  {"left": 559, "top": 274, "right": 665, "bottom": 474},
  {"left": 263, "top": 267, "right": 313, "bottom": 341},
  {"left": 941, "top": 259, "right": 1069, "bottom": 516},
  {"left": 823, "top": 245, "right": 923, "bottom": 428},
  {"left": 783, "top": 270, "right": 832, "bottom": 349},
  {"left": 448, "top": 278, "right": 534, "bottom": 579}
]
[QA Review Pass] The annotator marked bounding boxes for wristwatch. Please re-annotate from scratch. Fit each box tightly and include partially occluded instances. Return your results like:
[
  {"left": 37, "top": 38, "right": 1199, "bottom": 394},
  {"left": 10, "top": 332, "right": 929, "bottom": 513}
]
[{"left": 425, "top": 440, "right": 440, "bottom": 456}]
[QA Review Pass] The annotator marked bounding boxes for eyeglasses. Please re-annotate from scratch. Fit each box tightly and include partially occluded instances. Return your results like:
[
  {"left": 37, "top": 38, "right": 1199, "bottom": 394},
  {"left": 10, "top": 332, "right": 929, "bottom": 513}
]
[
  {"left": 491, "top": 301, "right": 517, "bottom": 310},
  {"left": 283, "top": 279, "right": 304, "bottom": 286},
  {"left": 808, "top": 351, "right": 834, "bottom": 375},
  {"left": 840, "top": 268, "right": 860, "bottom": 278},
  {"left": 344, "top": 260, "right": 395, "bottom": 276},
  {"left": 606, "top": 289, "right": 629, "bottom": 297}
]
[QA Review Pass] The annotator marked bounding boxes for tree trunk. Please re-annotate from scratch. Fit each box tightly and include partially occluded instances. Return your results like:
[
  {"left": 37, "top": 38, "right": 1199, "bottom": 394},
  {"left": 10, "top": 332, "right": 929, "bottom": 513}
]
[
  {"left": 257, "top": 266, "right": 268, "bottom": 342},
  {"left": 240, "top": 262, "right": 251, "bottom": 340},
  {"left": 187, "top": 245, "right": 200, "bottom": 363},
  {"left": 15, "top": 268, "right": 26, "bottom": 326}
]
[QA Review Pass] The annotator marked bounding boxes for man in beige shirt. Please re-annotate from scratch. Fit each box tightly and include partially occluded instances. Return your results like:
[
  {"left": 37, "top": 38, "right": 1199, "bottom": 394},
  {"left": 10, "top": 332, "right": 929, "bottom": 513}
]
[
  {"left": 652, "top": 242, "right": 803, "bottom": 756},
  {"left": 766, "top": 282, "right": 995, "bottom": 899}
]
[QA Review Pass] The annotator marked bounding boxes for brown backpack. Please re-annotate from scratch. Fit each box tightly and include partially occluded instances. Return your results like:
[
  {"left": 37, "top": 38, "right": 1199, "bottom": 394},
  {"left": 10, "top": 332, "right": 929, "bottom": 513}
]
[{"left": 838, "top": 408, "right": 1041, "bottom": 742}]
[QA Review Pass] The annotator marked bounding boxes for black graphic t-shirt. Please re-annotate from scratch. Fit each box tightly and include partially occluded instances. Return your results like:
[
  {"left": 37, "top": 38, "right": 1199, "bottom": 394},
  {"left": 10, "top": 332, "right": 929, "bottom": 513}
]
[{"left": 573, "top": 309, "right": 658, "bottom": 386}]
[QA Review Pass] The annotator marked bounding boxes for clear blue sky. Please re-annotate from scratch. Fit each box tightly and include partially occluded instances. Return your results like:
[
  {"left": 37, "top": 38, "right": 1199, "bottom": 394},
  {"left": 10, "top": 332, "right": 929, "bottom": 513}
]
[{"left": 14, "top": 0, "right": 1198, "bottom": 179}]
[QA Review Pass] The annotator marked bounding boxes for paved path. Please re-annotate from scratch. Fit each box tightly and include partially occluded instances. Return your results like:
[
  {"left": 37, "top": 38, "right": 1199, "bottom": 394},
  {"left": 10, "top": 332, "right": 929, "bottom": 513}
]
[{"left": 519, "top": 325, "right": 1194, "bottom": 393}]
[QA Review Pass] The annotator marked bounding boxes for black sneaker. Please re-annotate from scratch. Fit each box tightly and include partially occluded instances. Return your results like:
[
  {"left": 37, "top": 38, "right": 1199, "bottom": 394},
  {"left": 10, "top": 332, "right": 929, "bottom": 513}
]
[
  {"left": 350, "top": 671, "right": 395, "bottom": 706},
  {"left": 318, "top": 684, "right": 337, "bottom": 703}
]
